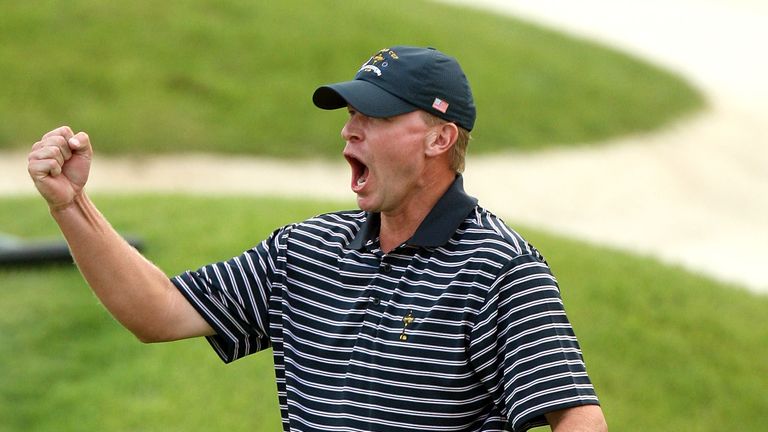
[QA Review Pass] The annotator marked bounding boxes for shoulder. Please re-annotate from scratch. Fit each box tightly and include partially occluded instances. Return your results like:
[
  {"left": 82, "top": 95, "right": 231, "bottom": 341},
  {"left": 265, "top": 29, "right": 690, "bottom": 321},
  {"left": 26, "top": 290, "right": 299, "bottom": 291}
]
[
  {"left": 453, "top": 206, "right": 547, "bottom": 263},
  {"left": 281, "top": 209, "right": 366, "bottom": 248},
  {"left": 294, "top": 209, "right": 365, "bottom": 234}
]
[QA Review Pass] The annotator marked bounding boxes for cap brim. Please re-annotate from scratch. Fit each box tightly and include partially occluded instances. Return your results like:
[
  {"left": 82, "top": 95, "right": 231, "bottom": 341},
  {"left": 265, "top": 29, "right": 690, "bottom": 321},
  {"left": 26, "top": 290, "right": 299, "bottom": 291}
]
[{"left": 313, "top": 80, "right": 417, "bottom": 118}]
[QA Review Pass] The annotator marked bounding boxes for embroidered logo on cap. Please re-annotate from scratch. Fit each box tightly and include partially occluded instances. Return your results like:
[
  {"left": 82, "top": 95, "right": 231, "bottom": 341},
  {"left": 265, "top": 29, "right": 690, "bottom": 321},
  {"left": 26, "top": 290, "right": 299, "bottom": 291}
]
[
  {"left": 358, "top": 48, "right": 400, "bottom": 78},
  {"left": 359, "top": 64, "right": 382, "bottom": 76},
  {"left": 432, "top": 97, "right": 449, "bottom": 113}
]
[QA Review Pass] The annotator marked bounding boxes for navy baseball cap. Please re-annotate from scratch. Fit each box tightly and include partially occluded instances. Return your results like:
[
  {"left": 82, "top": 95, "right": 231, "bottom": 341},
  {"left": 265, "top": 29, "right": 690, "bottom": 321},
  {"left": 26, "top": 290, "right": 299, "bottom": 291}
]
[{"left": 313, "top": 46, "right": 476, "bottom": 131}]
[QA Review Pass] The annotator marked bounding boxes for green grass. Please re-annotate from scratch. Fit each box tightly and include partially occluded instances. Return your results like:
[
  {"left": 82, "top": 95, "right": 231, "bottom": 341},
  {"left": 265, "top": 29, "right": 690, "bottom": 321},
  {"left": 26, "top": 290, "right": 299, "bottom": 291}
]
[
  {"left": 1, "top": 195, "right": 766, "bottom": 431},
  {"left": 1, "top": 0, "right": 703, "bottom": 158}
]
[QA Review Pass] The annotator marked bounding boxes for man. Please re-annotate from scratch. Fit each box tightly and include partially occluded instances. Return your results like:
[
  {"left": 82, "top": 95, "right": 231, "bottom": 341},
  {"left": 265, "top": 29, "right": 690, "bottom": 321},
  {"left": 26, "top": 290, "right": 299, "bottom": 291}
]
[{"left": 27, "top": 46, "right": 607, "bottom": 431}]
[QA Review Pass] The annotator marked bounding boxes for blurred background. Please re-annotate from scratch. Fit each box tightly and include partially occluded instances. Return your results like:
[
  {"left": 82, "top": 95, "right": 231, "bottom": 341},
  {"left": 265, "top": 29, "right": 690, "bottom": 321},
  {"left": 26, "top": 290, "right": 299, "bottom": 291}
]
[{"left": 1, "top": 0, "right": 766, "bottom": 431}]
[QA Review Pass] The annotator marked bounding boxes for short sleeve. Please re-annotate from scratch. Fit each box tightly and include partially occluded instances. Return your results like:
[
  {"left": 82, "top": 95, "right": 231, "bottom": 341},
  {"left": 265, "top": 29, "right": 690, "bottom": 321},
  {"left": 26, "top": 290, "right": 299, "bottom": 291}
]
[
  {"left": 468, "top": 253, "right": 599, "bottom": 431},
  {"left": 171, "top": 226, "right": 290, "bottom": 363}
]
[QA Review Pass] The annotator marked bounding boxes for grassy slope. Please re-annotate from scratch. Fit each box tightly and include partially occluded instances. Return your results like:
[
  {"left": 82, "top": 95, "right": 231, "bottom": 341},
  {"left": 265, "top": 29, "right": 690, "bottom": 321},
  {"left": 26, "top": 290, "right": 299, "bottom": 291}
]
[
  {"left": 1, "top": 195, "right": 765, "bottom": 431},
  {"left": 1, "top": 0, "right": 702, "bottom": 157}
]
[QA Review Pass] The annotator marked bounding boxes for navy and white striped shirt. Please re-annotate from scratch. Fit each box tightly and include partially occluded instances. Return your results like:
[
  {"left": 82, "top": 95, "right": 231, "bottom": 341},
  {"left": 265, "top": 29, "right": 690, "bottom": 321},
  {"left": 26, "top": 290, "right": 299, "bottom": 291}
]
[{"left": 172, "top": 176, "right": 599, "bottom": 431}]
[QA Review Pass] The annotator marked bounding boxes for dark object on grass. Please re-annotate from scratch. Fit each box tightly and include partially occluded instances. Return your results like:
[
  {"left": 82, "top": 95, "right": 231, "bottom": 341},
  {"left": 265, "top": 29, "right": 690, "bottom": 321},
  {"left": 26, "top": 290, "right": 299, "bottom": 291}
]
[{"left": 0, "top": 233, "right": 144, "bottom": 266}]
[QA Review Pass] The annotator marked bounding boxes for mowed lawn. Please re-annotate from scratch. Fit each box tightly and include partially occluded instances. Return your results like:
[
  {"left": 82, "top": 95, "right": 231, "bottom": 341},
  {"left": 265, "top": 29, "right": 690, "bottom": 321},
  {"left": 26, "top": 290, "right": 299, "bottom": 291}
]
[
  {"left": 1, "top": 0, "right": 702, "bottom": 157},
  {"left": 1, "top": 195, "right": 766, "bottom": 432}
]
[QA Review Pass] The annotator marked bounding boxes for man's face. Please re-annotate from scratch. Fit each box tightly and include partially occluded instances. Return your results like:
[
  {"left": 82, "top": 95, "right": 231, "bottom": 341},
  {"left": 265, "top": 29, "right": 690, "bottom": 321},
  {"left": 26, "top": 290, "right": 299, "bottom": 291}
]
[{"left": 341, "top": 107, "right": 433, "bottom": 214}]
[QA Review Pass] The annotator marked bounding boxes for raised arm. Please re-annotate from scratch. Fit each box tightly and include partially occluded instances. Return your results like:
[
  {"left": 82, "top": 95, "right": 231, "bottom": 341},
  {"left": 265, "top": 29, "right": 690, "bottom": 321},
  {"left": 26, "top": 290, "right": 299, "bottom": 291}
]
[{"left": 27, "top": 126, "right": 214, "bottom": 342}]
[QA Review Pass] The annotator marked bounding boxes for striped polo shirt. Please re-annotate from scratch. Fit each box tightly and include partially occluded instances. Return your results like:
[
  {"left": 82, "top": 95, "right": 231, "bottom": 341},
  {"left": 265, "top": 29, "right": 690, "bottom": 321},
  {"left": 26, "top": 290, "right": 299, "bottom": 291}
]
[{"left": 172, "top": 176, "right": 599, "bottom": 432}]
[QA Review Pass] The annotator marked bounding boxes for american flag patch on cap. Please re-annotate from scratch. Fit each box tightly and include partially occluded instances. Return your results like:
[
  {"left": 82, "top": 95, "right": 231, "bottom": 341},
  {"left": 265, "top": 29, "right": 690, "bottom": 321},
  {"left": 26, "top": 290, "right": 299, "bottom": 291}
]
[{"left": 432, "top": 97, "right": 449, "bottom": 113}]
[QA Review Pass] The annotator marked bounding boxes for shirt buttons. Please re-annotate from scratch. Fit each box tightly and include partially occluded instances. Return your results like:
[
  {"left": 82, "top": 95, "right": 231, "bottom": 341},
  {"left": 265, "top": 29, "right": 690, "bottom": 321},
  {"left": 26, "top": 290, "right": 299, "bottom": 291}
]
[
  {"left": 370, "top": 297, "right": 381, "bottom": 305},
  {"left": 380, "top": 262, "right": 392, "bottom": 273}
]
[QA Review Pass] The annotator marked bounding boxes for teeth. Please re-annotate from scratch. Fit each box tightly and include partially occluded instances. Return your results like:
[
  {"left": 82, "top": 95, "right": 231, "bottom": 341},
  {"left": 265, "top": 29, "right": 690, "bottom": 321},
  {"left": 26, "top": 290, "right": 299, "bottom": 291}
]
[{"left": 356, "top": 167, "right": 368, "bottom": 187}]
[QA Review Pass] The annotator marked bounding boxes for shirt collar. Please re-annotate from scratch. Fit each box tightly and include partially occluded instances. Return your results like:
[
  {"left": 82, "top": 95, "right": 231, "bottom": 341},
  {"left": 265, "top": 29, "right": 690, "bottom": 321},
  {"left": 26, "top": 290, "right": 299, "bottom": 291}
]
[{"left": 348, "top": 175, "right": 478, "bottom": 250}]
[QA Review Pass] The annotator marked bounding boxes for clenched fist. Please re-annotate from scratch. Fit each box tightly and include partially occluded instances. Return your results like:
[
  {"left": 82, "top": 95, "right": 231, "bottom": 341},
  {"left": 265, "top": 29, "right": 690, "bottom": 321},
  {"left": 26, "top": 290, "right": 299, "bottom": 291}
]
[{"left": 28, "top": 126, "right": 93, "bottom": 211}]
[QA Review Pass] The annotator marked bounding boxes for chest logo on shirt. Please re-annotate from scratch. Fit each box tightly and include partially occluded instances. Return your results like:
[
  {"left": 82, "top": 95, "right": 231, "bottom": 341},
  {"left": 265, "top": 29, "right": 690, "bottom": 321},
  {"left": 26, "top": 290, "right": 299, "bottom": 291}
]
[{"left": 399, "top": 310, "right": 415, "bottom": 341}]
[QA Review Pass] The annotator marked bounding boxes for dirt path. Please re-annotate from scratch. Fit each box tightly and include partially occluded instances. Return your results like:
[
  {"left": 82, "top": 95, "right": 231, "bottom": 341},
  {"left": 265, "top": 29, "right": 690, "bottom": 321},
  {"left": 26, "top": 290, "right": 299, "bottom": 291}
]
[
  {"left": 2, "top": 0, "right": 766, "bottom": 292},
  {"left": 449, "top": 0, "right": 768, "bottom": 292}
]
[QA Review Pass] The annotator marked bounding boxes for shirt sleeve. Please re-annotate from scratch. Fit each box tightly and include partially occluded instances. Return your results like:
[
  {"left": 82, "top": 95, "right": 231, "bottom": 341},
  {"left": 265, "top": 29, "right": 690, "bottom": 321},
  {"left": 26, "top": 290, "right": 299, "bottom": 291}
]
[
  {"left": 468, "top": 253, "right": 599, "bottom": 431},
  {"left": 171, "top": 225, "right": 290, "bottom": 363}
]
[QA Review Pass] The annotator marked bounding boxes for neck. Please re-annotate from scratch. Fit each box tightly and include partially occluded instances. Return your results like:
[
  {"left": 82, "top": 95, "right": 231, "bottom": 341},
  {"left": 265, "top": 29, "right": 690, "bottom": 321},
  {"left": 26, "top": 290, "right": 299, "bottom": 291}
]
[{"left": 378, "top": 171, "right": 455, "bottom": 253}]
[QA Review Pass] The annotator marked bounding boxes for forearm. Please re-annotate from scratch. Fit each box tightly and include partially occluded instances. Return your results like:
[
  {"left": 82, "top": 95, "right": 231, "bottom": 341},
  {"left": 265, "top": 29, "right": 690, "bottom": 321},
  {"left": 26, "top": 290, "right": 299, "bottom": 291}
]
[{"left": 52, "top": 192, "right": 208, "bottom": 342}]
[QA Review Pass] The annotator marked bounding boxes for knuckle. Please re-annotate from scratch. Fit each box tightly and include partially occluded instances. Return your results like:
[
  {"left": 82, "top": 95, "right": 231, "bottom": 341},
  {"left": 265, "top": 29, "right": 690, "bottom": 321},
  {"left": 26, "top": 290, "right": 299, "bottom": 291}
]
[
  {"left": 53, "top": 136, "right": 68, "bottom": 148},
  {"left": 27, "top": 159, "right": 46, "bottom": 175},
  {"left": 42, "top": 136, "right": 61, "bottom": 146},
  {"left": 42, "top": 125, "right": 72, "bottom": 140},
  {"left": 28, "top": 148, "right": 44, "bottom": 161}
]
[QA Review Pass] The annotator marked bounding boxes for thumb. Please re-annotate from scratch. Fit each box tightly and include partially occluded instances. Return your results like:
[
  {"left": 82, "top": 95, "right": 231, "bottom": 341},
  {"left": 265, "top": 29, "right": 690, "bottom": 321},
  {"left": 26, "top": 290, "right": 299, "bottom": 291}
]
[
  {"left": 68, "top": 131, "right": 93, "bottom": 158},
  {"left": 61, "top": 131, "right": 94, "bottom": 190}
]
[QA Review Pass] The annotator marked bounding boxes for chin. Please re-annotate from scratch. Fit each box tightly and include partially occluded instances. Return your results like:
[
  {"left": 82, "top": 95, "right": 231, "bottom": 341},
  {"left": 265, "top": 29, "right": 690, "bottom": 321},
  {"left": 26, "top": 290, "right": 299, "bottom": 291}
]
[{"left": 356, "top": 196, "right": 380, "bottom": 213}]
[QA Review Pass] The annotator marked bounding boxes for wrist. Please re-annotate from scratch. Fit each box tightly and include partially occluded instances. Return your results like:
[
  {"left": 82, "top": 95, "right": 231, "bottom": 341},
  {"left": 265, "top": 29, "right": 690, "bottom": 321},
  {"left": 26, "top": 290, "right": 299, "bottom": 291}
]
[{"left": 49, "top": 191, "right": 87, "bottom": 215}]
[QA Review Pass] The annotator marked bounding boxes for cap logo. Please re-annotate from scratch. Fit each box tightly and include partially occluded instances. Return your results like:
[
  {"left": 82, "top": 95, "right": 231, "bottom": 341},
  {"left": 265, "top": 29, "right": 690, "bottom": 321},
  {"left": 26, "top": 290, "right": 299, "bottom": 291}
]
[
  {"left": 359, "top": 64, "right": 382, "bottom": 76},
  {"left": 432, "top": 97, "right": 449, "bottom": 113},
  {"left": 358, "top": 48, "right": 400, "bottom": 78}
]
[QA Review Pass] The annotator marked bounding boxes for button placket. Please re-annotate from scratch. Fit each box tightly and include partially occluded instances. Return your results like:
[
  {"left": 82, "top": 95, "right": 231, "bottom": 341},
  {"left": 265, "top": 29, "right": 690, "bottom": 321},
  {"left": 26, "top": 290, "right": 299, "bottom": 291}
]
[
  {"left": 365, "top": 259, "right": 396, "bottom": 312},
  {"left": 380, "top": 262, "right": 392, "bottom": 274}
]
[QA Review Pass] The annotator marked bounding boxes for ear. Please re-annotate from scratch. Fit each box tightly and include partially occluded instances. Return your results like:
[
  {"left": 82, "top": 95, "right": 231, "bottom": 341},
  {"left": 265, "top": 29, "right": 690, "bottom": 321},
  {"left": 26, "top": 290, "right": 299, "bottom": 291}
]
[{"left": 424, "top": 122, "right": 459, "bottom": 158}]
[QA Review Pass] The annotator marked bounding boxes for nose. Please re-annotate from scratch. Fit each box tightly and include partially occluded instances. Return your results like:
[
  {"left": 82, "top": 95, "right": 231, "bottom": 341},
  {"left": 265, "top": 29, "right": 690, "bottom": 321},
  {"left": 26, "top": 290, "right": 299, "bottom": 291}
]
[{"left": 341, "top": 113, "right": 362, "bottom": 143}]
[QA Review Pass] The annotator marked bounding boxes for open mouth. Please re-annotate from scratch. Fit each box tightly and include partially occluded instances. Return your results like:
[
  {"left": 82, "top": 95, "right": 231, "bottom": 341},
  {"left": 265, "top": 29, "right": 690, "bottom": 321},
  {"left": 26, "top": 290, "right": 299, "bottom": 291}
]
[{"left": 345, "top": 154, "right": 369, "bottom": 192}]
